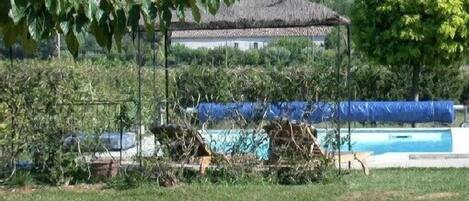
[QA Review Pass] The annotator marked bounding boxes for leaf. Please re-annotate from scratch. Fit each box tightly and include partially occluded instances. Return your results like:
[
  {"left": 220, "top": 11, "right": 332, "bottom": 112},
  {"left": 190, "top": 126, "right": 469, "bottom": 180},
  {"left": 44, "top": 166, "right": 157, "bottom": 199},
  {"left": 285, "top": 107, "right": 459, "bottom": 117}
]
[
  {"left": 0, "top": 0, "right": 11, "bottom": 25},
  {"left": 20, "top": 31, "right": 37, "bottom": 54},
  {"left": 89, "top": 20, "right": 105, "bottom": 48},
  {"left": 45, "top": 0, "right": 59, "bottom": 15},
  {"left": 113, "top": 8, "right": 127, "bottom": 52},
  {"left": 208, "top": 0, "right": 220, "bottom": 15},
  {"left": 224, "top": 0, "right": 235, "bottom": 6},
  {"left": 87, "top": 0, "right": 99, "bottom": 19},
  {"left": 60, "top": 20, "right": 71, "bottom": 34},
  {"left": 27, "top": 11, "right": 53, "bottom": 41},
  {"left": 159, "top": 3, "right": 172, "bottom": 33},
  {"left": 9, "top": 0, "right": 29, "bottom": 24},
  {"left": 2, "top": 22, "right": 19, "bottom": 47},
  {"left": 128, "top": 4, "right": 141, "bottom": 33},
  {"left": 176, "top": 0, "right": 186, "bottom": 20},
  {"left": 189, "top": 1, "right": 201, "bottom": 22},
  {"left": 65, "top": 31, "right": 79, "bottom": 59}
]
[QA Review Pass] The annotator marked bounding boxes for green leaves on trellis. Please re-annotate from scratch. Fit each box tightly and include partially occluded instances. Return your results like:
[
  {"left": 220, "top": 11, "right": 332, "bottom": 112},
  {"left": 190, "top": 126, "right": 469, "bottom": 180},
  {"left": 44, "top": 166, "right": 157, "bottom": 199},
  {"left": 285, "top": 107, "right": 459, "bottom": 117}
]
[
  {"left": 1, "top": 0, "right": 237, "bottom": 59},
  {"left": 114, "top": 8, "right": 127, "bottom": 52},
  {"left": 65, "top": 31, "right": 79, "bottom": 59}
]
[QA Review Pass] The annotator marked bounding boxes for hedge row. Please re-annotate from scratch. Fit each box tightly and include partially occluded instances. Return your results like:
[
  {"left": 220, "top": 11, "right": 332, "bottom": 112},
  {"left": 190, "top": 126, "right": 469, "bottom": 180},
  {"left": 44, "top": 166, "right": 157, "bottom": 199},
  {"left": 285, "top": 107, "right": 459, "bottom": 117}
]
[
  {"left": 1, "top": 60, "right": 466, "bottom": 126},
  {"left": 174, "top": 65, "right": 466, "bottom": 106}
]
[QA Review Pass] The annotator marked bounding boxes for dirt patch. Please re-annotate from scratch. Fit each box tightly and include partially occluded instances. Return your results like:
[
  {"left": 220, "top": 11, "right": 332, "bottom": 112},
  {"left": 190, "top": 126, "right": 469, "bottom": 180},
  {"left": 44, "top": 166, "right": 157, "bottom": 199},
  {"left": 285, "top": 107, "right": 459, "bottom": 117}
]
[
  {"left": 341, "top": 191, "right": 411, "bottom": 201},
  {"left": 0, "top": 186, "right": 38, "bottom": 195},
  {"left": 58, "top": 184, "right": 104, "bottom": 192},
  {"left": 414, "top": 192, "right": 458, "bottom": 200},
  {"left": 0, "top": 184, "right": 104, "bottom": 195}
]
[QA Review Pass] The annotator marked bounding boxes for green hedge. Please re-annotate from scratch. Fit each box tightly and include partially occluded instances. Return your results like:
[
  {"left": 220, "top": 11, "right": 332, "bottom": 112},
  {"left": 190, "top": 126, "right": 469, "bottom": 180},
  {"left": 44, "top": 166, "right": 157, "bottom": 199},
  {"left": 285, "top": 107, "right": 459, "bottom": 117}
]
[{"left": 174, "top": 64, "right": 465, "bottom": 106}]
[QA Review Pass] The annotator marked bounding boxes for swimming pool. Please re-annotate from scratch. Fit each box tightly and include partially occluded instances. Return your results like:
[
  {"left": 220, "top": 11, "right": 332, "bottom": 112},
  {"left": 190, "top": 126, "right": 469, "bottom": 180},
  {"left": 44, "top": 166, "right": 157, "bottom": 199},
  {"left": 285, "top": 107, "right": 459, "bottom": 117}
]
[
  {"left": 317, "top": 128, "right": 453, "bottom": 155},
  {"left": 201, "top": 128, "right": 453, "bottom": 159}
]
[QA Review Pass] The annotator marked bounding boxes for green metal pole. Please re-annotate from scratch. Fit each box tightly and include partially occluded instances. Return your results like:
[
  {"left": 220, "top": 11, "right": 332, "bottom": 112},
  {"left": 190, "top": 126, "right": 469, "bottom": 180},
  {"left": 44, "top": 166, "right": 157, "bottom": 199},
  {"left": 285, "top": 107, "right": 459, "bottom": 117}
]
[
  {"left": 347, "top": 25, "right": 352, "bottom": 170},
  {"left": 164, "top": 30, "right": 170, "bottom": 125},
  {"left": 336, "top": 26, "right": 342, "bottom": 174},
  {"left": 137, "top": 29, "right": 143, "bottom": 169}
]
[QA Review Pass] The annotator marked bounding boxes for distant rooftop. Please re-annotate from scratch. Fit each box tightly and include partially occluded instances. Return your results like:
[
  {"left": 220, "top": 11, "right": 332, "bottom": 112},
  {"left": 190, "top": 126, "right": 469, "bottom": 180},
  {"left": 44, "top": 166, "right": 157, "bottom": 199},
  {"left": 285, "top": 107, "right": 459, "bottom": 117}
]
[{"left": 171, "top": 26, "right": 332, "bottom": 39}]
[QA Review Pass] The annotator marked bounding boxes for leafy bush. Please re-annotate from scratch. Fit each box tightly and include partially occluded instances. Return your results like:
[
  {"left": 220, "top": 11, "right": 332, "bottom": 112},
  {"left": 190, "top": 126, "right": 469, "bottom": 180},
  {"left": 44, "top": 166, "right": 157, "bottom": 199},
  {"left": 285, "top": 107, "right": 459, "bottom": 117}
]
[
  {"left": 460, "top": 74, "right": 469, "bottom": 104},
  {"left": 0, "top": 58, "right": 466, "bottom": 186},
  {"left": 2, "top": 170, "right": 35, "bottom": 187},
  {"left": 106, "top": 168, "right": 150, "bottom": 190}
]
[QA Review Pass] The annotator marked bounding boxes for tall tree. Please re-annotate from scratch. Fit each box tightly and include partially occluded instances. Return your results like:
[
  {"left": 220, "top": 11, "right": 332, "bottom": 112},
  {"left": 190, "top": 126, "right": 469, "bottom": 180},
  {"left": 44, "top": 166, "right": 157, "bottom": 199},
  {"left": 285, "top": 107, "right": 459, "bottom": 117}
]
[{"left": 352, "top": 0, "right": 469, "bottom": 101}]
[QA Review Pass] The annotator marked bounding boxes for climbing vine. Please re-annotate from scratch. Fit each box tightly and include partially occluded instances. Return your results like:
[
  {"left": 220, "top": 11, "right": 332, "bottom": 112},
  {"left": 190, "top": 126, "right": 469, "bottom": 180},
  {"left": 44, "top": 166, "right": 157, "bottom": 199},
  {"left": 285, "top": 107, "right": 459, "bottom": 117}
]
[{"left": 0, "top": 0, "right": 237, "bottom": 58}]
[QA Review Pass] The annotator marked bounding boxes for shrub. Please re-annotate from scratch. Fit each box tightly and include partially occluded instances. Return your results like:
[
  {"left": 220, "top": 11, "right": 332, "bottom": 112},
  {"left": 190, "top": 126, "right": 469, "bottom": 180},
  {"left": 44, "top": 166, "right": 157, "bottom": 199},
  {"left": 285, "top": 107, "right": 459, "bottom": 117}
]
[
  {"left": 2, "top": 170, "right": 35, "bottom": 187},
  {"left": 275, "top": 159, "right": 336, "bottom": 185}
]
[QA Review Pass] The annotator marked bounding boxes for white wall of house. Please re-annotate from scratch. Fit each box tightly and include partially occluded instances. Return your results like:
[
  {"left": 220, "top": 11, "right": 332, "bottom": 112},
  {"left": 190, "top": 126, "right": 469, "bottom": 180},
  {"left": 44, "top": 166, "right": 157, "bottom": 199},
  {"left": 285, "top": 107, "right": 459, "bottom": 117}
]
[{"left": 173, "top": 36, "right": 325, "bottom": 50}]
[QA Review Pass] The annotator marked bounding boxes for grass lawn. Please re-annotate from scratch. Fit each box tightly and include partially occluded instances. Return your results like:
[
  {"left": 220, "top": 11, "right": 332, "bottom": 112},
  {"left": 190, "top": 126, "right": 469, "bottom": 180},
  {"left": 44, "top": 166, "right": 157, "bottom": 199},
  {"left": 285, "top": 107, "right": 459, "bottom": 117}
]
[{"left": 1, "top": 168, "right": 469, "bottom": 201}]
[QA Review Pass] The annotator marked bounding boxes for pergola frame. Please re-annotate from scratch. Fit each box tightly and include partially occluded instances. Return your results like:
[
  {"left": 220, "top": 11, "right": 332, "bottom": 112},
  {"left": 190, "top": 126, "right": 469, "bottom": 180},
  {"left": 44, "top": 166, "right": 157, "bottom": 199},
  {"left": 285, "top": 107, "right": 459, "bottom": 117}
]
[{"left": 134, "top": 0, "right": 353, "bottom": 172}]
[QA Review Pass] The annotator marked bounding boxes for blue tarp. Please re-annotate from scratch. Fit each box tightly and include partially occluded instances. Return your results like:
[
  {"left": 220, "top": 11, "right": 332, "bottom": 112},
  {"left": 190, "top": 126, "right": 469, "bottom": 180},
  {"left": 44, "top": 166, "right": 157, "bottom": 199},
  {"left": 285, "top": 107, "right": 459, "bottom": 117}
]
[
  {"left": 338, "top": 101, "right": 455, "bottom": 123},
  {"left": 100, "top": 132, "right": 136, "bottom": 151},
  {"left": 198, "top": 101, "right": 454, "bottom": 123}
]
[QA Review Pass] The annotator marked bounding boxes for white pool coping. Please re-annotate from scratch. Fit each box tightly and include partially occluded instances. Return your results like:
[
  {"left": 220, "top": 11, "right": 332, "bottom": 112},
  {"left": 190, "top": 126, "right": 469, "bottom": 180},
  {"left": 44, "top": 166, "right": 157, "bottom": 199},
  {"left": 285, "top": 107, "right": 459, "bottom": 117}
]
[
  {"left": 318, "top": 127, "right": 452, "bottom": 132},
  {"left": 451, "top": 128, "right": 469, "bottom": 153}
]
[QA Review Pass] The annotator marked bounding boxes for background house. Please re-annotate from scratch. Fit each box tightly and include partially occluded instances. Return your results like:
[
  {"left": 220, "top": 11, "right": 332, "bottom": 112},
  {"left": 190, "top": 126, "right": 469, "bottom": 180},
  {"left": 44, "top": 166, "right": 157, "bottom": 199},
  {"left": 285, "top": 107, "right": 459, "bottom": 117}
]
[{"left": 171, "top": 27, "right": 331, "bottom": 50}]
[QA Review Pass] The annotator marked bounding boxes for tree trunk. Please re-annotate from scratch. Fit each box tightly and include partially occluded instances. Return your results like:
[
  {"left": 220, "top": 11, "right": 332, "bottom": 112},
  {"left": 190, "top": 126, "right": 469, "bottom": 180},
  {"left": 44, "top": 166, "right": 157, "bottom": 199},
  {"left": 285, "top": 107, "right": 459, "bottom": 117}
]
[
  {"left": 411, "top": 65, "right": 421, "bottom": 102},
  {"left": 411, "top": 65, "right": 421, "bottom": 128}
]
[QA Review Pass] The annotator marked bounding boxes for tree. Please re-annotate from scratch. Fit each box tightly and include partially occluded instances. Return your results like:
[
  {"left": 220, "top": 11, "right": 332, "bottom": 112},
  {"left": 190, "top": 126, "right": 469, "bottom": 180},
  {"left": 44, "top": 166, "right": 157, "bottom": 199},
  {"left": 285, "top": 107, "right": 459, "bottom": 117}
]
[
  {"left": 0, "top": 0, "right": 237, "bottom": 59},
  {"left": 352, "top": 0, "right": 469, "bottom": 101}
]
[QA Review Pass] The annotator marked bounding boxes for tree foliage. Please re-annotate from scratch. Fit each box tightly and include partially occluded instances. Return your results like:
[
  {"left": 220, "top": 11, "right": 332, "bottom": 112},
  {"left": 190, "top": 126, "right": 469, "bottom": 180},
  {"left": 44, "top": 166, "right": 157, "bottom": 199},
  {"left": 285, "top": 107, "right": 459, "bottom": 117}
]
[
  {"left": 0, "top": 0, "right": 237, "bottom": 58},
  {"left": 351, "top": 0, "right": 469, "bottom": 101},
  {"left": 352, "top": 0, "right": 469, "bottom": 68}
]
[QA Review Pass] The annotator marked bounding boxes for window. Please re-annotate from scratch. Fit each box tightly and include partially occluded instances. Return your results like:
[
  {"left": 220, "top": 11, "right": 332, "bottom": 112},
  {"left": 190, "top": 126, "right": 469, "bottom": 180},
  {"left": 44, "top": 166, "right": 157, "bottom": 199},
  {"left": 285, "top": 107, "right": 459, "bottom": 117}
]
[
  {"left": 234, "top": 42, "right": 239, "bottom": 49},
  {"left": 253, "top": 42, "right": 258, "bottom": 49}
]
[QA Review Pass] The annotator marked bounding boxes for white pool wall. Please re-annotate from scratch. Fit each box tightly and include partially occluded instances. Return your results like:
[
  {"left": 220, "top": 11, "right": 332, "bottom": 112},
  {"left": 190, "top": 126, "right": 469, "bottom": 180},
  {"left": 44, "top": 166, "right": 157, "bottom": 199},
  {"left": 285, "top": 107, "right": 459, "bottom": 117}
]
[{"left": 451, "top": 128, "right": 469, "bottom": 153}]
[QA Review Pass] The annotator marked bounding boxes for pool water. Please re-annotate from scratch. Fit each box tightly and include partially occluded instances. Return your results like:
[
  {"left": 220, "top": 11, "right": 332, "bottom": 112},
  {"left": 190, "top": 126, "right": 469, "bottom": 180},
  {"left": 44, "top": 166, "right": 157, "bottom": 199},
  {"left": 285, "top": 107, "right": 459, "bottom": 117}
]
[
  {"left": 317, "top": 128, "right": 453, "bottom": 155},
  {"left": 201, "top": 128, "right": 453, "bottom": 159}
]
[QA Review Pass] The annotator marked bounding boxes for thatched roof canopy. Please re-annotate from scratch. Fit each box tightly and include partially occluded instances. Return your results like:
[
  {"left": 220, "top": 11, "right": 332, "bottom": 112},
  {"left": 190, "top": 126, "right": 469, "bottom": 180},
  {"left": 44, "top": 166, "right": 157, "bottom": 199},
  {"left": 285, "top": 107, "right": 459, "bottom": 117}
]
[
  {"left": 161, "top": 0, "right": 349, "bottom": 31},
  {"left": 171, "top": 26, "right": 332, "bottom": 39}
]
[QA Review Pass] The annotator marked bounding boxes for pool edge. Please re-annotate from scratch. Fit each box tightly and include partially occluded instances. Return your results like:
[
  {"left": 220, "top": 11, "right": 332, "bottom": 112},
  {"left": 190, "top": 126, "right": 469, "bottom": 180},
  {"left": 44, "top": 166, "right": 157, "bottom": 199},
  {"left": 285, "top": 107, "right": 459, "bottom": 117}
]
[{"left": 451, "top": 128, "right": 469, "bottom": 153}]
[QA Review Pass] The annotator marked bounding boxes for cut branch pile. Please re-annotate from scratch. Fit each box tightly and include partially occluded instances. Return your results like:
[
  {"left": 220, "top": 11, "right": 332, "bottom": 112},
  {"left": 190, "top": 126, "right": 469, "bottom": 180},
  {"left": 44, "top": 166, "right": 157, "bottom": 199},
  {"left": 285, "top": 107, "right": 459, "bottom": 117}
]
[{"left": 263, "top": 120, "right": 325, "bottom": 164}]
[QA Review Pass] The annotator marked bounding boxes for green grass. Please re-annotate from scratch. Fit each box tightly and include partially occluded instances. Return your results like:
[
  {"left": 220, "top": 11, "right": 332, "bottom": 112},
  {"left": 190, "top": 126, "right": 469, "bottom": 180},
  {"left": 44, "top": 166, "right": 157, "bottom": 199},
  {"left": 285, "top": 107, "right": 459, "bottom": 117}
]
[{"left": 2, "top": 168, "right": 469, "bottom": 201}]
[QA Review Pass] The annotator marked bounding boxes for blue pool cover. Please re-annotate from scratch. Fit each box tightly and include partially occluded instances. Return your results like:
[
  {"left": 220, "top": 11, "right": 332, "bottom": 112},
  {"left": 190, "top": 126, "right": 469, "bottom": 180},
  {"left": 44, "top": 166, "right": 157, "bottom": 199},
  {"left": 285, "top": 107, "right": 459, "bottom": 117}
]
[{"left": 198, "top": 101, "right": 454, "bottom": 123}]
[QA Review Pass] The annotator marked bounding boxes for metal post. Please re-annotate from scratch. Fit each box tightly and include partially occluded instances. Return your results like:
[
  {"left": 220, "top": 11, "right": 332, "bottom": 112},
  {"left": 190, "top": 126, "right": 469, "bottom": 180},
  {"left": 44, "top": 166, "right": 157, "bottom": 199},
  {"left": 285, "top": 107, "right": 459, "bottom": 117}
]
[
  {"left": 152, "top": 33, "right": 157, "bottom": 100},
  {"left": 137, "top": 29, "right": 143, "bottom": 168},
  {"left": 9, "top": 47, "right": 14, "bottom": 169},
  {"left": 9, "top": 47, "right": 13, "bottom": 68},
  {"left": 336, "top": 26, "right": 342, "bottom": 173},
  {"left": 152, "top": 33, "right": 159, "bottom": 156},
  {"left": 225, "top": 40, "right": 228, "bottom": 68},
  {"left": 465, "top": 106, "right": 467, "bottom": 123},
  {"left": 119, "top": 105, "right": 123, "bottom": 165},
  {"left": 57, "top": 33, "right": 61, "bottom": 58},
  {"left": 346, "top": 25, "right": 352, "bottom": 170},
  {"left": 164, "top": 30, "right": 170, "bottom": 124}
]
